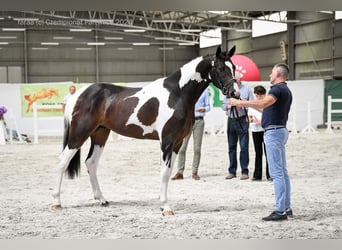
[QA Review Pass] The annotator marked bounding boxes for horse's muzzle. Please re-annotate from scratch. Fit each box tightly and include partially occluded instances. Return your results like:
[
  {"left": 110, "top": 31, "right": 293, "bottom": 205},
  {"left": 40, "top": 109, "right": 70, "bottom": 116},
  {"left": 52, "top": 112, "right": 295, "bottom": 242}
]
[{"left": 222, "top": 78, "right": 237, "bottom": 97}]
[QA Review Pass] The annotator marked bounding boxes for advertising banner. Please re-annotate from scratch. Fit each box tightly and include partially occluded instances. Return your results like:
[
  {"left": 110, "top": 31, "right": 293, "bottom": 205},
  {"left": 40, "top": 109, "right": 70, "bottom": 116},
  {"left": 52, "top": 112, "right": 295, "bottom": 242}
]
[{"left": 20, "top": 82, "right": 87, "bottom": 117}]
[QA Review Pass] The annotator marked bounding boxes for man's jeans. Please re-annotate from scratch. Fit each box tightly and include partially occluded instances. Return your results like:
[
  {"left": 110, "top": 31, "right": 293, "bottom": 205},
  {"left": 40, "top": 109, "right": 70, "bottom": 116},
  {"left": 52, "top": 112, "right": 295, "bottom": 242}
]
[
  {"left": 227, "top": 116, "right": 249, "bottom": 175},
  {"left": 264, "top": 128, "right": 291, "bottom": 212}
]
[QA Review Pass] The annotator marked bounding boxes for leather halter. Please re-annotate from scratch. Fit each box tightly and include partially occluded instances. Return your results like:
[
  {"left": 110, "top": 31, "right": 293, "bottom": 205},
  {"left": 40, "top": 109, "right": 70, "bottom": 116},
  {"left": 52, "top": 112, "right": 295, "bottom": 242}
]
[{"left": 209, "top": 59, "right": 237, "bottom": 97}]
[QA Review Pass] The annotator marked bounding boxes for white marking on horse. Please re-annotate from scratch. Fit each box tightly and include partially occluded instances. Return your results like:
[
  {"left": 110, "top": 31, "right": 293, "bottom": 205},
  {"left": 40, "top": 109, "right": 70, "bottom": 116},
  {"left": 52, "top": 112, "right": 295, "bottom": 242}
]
[
  {"left": 225, "top": 61, "right": 235, "bottom": 77},
  {"left": 65, "top": 85, "right": 90, "bottom": 122},
  {"left": 179, "top": 57, "right": 204, "bottom": 88},
  {"left": 85, "top": 145, "right": 106, "bottom": 203},
  {"left": 125, "top": 78, "right": 175, "bottom": 136},
  {"left": 225, "top": 61, "right": 240, "bottom": 96}
]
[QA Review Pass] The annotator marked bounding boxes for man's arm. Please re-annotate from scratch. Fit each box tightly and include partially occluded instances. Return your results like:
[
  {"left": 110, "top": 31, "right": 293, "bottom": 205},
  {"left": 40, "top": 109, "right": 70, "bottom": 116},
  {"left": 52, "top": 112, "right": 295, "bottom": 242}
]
[{"left": 229, "top": 95, "right": 276, "bottom": 112}]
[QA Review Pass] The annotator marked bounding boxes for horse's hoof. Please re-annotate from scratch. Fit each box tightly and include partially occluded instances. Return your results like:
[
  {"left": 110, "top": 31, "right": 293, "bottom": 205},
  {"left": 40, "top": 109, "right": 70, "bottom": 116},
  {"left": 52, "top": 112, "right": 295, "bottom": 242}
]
[
  {"left": 51, "top": 204, "right": 62, "bottom": 211},
  {"left": 162, "top": 210, "right": 174, "bottom": 216},
  {"left": 101, "top": 201, "right": 109, "bottom": 207}
]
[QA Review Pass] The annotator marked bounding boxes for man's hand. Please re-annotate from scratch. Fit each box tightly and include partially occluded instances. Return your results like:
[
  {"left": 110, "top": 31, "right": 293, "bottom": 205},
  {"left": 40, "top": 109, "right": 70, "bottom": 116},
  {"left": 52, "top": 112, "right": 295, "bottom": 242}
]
[
  {"left": 196, "top": 107, "right": 206, "bottom": 113},
  {"left": 229, "top": 98, "right": 240, "bottom": 106}
]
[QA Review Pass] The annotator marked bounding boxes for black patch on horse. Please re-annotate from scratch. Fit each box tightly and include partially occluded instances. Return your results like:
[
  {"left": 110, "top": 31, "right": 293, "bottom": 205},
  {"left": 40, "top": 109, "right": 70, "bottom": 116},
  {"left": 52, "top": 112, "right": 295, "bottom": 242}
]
[
  {"left": 163, "top": 70, "right": 181, "bottom": 108},
  {"left": 195, "top": 58, "right": 212, "bottom": 79}
]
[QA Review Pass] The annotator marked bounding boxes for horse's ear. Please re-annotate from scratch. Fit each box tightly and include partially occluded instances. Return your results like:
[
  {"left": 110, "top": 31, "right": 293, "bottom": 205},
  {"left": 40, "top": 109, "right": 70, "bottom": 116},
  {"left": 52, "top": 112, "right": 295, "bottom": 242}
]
[
  {"left": 216, "top": 46, "right": 222, "bottom": 57},
  {"left": 227, "top": 45, "right": 236, "bottom": 57}
]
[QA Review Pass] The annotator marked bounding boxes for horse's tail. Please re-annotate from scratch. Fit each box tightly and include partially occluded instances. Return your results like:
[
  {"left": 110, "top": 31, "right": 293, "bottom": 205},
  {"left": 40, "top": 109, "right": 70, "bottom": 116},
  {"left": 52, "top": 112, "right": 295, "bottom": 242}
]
[{"left": 63, "top": 117, "right": 81, "bottom": 179}]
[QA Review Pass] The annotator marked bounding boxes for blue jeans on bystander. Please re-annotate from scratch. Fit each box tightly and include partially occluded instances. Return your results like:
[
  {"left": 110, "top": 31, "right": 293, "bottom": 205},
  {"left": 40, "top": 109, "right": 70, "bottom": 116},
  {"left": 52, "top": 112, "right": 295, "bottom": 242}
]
[{"left": 264, "top": 128, "right": 291, "bottom": 213}]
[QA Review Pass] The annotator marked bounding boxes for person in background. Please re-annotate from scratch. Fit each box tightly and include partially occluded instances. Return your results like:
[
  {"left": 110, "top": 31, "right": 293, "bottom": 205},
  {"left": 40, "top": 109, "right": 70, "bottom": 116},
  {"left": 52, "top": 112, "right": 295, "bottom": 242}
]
[
  {"left": 248, "top": 85, "right": 271, "bottom": 181},
  {"left": 62, "top": 85, "right": 76, "bottom": 113},
  {"left": 0, "top": 105, "right": 31, "bottom": 143},
  {"left": 0, "top": 106, "right": 8, "bottom": 142},
  {"left": 221, "top": 73, "right": 254, "bottom": 180},
  {"left": 229, "top": 63, "right": 293, "bottom": 221},
  {"left": 171, "top": 88, "right": 211, "bottom": 180}
]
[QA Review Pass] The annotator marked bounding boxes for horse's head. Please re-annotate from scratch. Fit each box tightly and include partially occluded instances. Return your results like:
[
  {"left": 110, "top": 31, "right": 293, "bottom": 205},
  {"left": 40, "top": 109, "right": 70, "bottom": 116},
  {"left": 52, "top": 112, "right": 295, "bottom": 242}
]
[{"left": 210, "top": 46, "right": 238, "bottom": 98}]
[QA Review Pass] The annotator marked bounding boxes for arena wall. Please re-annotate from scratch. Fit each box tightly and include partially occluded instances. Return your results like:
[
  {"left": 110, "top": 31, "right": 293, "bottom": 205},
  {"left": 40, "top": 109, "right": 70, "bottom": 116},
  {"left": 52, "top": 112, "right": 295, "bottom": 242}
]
[{"left": 0, "top": 79, "right": 324, "bottom": 139}]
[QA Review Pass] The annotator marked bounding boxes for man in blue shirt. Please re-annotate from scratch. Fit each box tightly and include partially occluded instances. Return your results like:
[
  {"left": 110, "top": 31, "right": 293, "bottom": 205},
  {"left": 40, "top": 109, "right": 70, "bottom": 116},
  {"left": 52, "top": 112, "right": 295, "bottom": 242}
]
[
  {"left": 171, "top": 88, "right": 211, "bottom": 180},
  {"left": 229, "top": 63, "right": 293, "bottom": 221},
  {"left": 221, "top": 73, "right": 254, "bottom": 180}
]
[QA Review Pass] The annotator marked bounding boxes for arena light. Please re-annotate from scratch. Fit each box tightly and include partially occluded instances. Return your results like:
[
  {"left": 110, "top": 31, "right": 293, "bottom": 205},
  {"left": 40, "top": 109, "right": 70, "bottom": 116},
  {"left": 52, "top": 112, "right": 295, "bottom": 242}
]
[
  {"left": 104, "top": 36, "right": 124, "bottom": 40},
  {"left": 2, "top": 28, "right": 26, "bottom": 31},
  {"left": 123, "top": 29, "right": 146, "bottom": 33},
  {"left": 132, "top": 43, "right": 150, "bottom": 46},
  {"left": 76, "top": 48, "right": 92, "bottom": 51},
  {"left": 87, "top": 42, "right": 105, "bottom": 45},
  {"left": 41, "top": 42, "right": 59, "bottom": 45},
  {"left": 0, "top": 36, "right": 17, "bottom": 39},
  {"left": 180, "top": 29, "right": 201, "bottom": 33},
  {"left": 152, "top": 19, "right": 176, "bottom": 23},
  {"left": 69, "top": 29, "right": 92, "bottom": 32},
  {"left": 12, "top": 18, "right": 39, "bottom": 21},
  {"left": 0, "top": 42, "right": 9, "bottom": 45},
  {"left": 32, "top": 47, "right": 48, "bottom": 50},
  {"left": 178, "top": 42, "right": 196, "bottom": 46},
  {"left": 236, "top": 29, "right": 253, "bottom": 33},
  {"left": 53, "top": 36, "right": 73, "bottom": 40}
]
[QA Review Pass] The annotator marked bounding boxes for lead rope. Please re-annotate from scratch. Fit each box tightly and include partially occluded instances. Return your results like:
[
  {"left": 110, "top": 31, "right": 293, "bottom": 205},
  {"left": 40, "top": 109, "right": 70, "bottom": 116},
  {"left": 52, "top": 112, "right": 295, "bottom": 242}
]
[{"left": 229, "top": 98, "right": 249, "bottom": 130}]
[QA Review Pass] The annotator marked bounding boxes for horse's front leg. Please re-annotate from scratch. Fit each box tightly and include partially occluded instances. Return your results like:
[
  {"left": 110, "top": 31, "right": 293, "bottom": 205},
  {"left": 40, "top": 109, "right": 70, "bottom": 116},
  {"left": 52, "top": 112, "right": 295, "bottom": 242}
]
[{"left": 159, "top": 151, "right": 177, "bottom": 216}]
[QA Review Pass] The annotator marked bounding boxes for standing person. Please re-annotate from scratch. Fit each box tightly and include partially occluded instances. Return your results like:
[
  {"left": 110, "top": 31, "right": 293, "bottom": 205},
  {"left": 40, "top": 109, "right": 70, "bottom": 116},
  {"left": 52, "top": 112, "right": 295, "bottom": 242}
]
[
  {"left": 171, "top": 88, "right": 211, "bottom": 181},
  {"left": 248, "top": 85, "right": 271, "bottom": 181},
  {"left": 62, "top": 85, "right": 76, "bottom": 112},
  {"left": 229, "top": 63, "right": 293, "bottom": 221},
  {"left": 0, "top": 106, "right": 8, "bottom": 143},
  {"left": 221, "top": 73, "right": 254, "bottom": 180}
]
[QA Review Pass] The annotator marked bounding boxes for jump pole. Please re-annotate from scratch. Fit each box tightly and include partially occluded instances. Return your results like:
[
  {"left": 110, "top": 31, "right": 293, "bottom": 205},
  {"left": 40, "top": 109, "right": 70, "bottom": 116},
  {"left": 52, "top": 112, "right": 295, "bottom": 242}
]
[
  {"left": 301, "top": 101, "right": 317, "bottom": 134},
  {"left": 33, "top": 102, "right": 39, "bottom": 144}
]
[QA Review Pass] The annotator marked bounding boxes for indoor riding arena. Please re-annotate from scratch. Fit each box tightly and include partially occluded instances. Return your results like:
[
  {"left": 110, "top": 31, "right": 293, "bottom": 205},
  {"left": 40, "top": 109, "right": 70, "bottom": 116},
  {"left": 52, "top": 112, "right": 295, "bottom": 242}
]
[{"left": 0, "top": 10, "right": 341, "bottom": 239}]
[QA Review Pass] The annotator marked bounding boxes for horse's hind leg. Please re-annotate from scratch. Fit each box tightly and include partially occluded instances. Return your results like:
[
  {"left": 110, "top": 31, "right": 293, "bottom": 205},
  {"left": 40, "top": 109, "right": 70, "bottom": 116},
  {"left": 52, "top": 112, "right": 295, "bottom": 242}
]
[
  {"left": 160, "top": 150, "right": 177, "bottom": 216},
  {"left": 85, "top": 126, "right": 111, "bottom": 206},
  {"left": 51, "top": 147, "right": 78, "bottom": 210}
]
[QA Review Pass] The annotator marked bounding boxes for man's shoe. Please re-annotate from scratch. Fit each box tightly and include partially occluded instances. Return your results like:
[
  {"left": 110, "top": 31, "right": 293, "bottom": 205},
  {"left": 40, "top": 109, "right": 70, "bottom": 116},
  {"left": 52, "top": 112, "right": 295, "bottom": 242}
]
[
  {"left": 285, "top": 208, "right": 293, "bottom": 217},
  {"left": 267, "top": 177, "right": 273, "bottom": 182},
  {"left": 171, "top": 173, "right": 183, "bottom": 180},
  {"left": 251, "top": 177, "right": 261, "bottom": 181},
  {"left": 262, "top": 211, "right": 288, "bottom": 221},
  {"left": 240, "top": 174, "right": 249, "bottom": 180},
  {"left": 225, "top": 173, "right": 236, "bottom": 179},
  {"left": 192, "top": 173, "right": 200, "bottom": 180}
]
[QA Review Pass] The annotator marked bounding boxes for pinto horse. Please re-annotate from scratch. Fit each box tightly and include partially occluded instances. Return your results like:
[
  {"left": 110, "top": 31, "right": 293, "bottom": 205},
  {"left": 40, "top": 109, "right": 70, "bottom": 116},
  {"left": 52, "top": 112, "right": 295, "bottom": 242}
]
[{"left": 51, "top": 45, "right": 238, "bottom": 215}]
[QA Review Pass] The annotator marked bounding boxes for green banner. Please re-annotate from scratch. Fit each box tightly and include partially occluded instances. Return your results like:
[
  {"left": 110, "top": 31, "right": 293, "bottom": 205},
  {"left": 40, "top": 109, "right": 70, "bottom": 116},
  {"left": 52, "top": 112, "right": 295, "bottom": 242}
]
[
  {"left": 324, "top": 80, "right": 342, "bottom": 122},
  {"left": 208, "top": 83, "right": 222, "bottom": 107}
]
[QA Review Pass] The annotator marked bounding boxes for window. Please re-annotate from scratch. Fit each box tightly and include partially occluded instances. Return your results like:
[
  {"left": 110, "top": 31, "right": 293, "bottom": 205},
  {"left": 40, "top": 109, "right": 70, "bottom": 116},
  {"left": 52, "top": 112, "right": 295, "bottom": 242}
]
[
  {"left": 252, "top": 11, "right": 288, "bottom": 37},
  {"left": 199, "top": 28, "right": 222, "bottom": 48}
]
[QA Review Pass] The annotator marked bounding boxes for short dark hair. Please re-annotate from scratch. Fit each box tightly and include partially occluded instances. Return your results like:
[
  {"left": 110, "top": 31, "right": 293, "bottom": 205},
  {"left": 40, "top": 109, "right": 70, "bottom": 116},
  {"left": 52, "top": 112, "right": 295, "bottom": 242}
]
[
  {"left": 254, "top": 85, "right": 266, "bottom": 95},
  {"left": 274, "top": 63, "right": 289, "bottom": 79}
]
